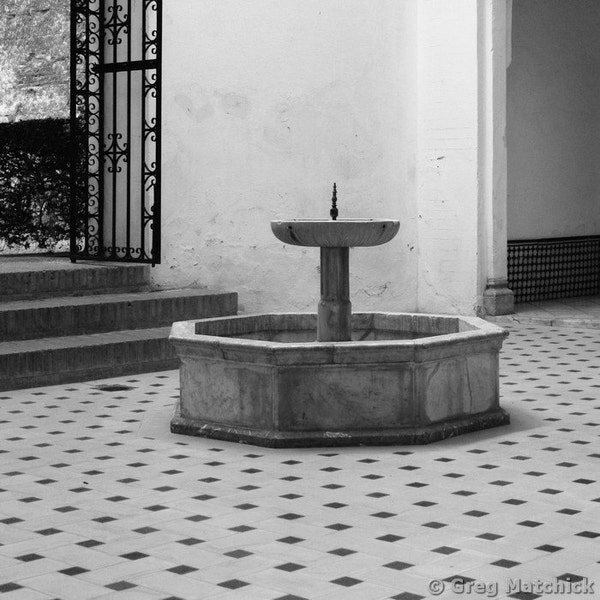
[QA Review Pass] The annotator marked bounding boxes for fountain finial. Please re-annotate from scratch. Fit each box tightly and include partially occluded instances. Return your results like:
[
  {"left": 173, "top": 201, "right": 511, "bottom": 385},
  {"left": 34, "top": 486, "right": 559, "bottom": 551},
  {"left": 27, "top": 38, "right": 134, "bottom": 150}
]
[{"left": 330, "top": 183, "right": 338, "bottom": 221}]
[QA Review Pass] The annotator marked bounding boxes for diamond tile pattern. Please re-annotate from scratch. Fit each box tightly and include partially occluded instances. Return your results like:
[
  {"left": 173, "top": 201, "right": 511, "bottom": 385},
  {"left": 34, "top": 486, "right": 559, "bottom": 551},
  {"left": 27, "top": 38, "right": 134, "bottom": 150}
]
[{"left": 0, "top": 322, "right": 600, "bottom": 598}]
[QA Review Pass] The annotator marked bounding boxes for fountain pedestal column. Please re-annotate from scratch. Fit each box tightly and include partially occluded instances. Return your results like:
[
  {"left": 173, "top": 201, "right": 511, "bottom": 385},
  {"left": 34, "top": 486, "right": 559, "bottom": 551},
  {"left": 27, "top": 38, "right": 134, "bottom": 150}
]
[{"left": 318, "top": 247, "right": 351, "bottom": 342}]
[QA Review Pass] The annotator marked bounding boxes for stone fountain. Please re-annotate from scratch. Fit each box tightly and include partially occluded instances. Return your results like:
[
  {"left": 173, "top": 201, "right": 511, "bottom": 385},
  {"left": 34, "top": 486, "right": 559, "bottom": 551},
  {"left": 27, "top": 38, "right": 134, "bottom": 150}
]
[{"left": 170, "top": 186, "right": 509, "bottom": 447}]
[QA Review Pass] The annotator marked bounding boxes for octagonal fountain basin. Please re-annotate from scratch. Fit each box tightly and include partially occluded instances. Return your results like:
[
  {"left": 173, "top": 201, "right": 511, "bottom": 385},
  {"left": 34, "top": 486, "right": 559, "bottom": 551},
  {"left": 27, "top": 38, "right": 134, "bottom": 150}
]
[{"left": 170, "top": 312, "right": 509, "bottom": 448}]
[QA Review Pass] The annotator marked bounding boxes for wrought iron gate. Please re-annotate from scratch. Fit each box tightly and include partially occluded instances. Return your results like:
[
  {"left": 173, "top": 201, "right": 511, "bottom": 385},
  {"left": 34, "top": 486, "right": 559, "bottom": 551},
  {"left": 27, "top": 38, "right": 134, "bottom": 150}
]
[{"left": 70, "top": 0, "right": 161, "bottom": 264}]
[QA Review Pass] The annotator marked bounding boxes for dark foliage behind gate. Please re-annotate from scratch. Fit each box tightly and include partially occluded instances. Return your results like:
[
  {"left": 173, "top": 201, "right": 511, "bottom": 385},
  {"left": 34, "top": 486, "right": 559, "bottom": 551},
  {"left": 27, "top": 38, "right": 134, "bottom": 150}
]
[{"left": 0, "top": 119, "right": 85, "bottom": 250}]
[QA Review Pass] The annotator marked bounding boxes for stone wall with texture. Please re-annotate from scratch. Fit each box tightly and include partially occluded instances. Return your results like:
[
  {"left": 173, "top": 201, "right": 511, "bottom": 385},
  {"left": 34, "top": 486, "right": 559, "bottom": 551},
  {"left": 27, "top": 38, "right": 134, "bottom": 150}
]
[{"left": 0, "top": 0, "right": 69, "bottom": 122}]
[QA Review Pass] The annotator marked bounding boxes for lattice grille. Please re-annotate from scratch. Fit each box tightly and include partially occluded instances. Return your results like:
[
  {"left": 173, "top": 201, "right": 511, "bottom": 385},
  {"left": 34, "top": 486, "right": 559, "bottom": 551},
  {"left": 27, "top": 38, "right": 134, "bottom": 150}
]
[{"left": 508, "top": 236, "right": 600, "bottom": 303}]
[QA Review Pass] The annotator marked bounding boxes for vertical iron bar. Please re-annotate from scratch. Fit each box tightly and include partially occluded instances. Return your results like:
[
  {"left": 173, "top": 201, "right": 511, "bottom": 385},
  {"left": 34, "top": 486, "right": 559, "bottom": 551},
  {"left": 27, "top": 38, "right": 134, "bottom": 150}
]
[
  {"left": 153, "top": 0, "right": 162, "bottom": 265},
  {"left": 111, "top": 0, "right": 118, "bottom": 258},
  {"left": 140, "top": 0, "right": 146, "bottom": 258},
  {"left": 125, "top": 0, "right": 132, "bottom": 258},
  {"left": 69, "top": 0, "right": 78, "bottom": 262},
  {"left": 98, "top": 0, "right": 105, "bottom": 257},
  {"left": 84, "top": 2, "right": 92, "bottom": 257}
]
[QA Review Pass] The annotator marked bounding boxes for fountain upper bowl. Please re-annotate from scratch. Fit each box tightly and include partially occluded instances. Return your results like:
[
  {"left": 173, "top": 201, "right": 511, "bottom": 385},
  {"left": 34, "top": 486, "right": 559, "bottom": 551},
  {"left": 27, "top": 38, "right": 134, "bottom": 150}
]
[{"left": 271, "top": 218, "right": 400, "bottom": 247}]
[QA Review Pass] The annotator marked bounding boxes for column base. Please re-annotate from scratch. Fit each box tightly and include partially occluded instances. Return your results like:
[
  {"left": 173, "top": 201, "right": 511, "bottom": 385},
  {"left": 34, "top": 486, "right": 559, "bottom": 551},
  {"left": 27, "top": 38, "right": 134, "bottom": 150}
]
[{"left": 483, "top": 279, "right": 515, "bottom": 316}]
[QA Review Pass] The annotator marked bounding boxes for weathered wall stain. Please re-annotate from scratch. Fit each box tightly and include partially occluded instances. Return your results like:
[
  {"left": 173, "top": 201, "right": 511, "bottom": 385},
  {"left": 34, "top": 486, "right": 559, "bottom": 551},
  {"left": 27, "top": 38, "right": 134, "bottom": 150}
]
[{"left": 0, "top": 0, "right": 69, "bottom": 122}]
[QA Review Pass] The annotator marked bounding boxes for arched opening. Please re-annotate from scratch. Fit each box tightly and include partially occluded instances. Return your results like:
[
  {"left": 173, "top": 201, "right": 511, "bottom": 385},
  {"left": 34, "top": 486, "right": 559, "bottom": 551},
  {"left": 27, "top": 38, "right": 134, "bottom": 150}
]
[{"left": 507, "top": 0, "right": 600, "bottom": 304}]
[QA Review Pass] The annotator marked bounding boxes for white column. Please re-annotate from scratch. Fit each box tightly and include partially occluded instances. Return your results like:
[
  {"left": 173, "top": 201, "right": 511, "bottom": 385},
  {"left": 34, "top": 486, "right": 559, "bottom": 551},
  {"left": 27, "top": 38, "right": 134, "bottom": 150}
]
[
  {"left": 480, "top": 0, "right": 515, "bottom": 315},
  {"left": 417, "top": 0, "right": 513, "bottom": 316}
]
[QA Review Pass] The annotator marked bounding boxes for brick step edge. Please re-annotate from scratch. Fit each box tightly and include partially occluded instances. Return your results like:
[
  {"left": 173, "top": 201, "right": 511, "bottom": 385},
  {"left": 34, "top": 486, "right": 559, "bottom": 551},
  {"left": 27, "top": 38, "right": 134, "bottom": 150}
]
[
  {"left": 0, "top": 327, "right": 178, "bottom": 392},
  {"left": 0, "top": 263, "right": 150, "bottom": 301},
  {"left": 0, "top": 290, "right": 238, "bottom": 341}
]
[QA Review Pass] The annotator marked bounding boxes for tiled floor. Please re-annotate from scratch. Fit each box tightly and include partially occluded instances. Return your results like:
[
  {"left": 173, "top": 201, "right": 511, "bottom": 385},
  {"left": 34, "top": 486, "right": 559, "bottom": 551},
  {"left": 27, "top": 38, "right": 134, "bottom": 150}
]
[
  {"left": 491, "top": 295, "right": 600, "bottom": 329},
  {"left": 1, "top": 321, "right": 600, "bottom": 599}
]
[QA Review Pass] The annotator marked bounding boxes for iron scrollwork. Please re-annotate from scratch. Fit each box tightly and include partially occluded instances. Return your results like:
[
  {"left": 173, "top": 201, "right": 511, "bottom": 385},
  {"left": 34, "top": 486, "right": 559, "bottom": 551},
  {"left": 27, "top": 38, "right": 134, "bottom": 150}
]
[{"left": 70, "top": 0, "right": 161, "bottom": 264}]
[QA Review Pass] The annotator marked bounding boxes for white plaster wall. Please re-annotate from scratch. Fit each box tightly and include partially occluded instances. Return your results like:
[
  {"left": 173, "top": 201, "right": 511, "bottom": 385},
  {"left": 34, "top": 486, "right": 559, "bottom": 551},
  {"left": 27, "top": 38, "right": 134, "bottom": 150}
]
[
  {"left": 155, "top": 1, "right": 418, "bottom": 314},
  {"left": 508, "top": 0, "right": 600, "bottom": 240},
  {"left": 416, "top": 0, "right": 482, "bottom": 315}
]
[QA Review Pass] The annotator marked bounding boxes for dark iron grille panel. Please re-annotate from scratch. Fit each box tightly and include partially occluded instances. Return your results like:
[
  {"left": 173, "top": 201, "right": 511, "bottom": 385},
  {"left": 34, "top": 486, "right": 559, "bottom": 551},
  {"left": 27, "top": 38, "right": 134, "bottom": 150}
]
[
  {"left": 70, "top": 0, "right": 161, "bottom": 264},
  {"left": 508, "top": 236, "right": 600, "bottom": 303}
]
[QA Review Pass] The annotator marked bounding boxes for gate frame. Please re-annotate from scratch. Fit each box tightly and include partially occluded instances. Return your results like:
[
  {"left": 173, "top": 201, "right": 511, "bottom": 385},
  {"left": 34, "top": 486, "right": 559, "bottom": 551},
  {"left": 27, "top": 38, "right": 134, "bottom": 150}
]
[{"left": 69, "top": 0, "right": 162, "bottom": 265}]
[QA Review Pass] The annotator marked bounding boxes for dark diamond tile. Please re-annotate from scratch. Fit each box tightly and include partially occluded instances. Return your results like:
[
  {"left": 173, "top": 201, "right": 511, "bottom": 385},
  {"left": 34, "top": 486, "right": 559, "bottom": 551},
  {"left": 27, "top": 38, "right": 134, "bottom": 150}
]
[
  {"left": 54, "top": 505, "right": 78, "bottom": 513},
  {"left": 384, "top": 561, "right": 413, "bottom": 570},
  {"left": 535, "top": 544, "right": 562, "bottom": 553},
  {"left": 224, "top": 549, "right": 252, "bottom": 559},
  {"left": 491, "top": 558, "right": 520, "bottom": 568},
  {"left": 167, "top": 565, "right": 198, "bottom": 575},
  {"left": 16, "top": 553, "right": 43, "bottom": 562},
  {"left": 133, "top": 526, "right": 158, "bottom": 534},
  {"left": 277, "top": 536, "right": 304, "bottom": 544},
  {"left": 177, "top": 538, "right": 204, "bottom": 546},
  {"left": 275, "top": 562, "right": 305, "bottom": 572},
  {"left": 36, "top": 528, "right": 61, "bottom": 536},
  {"left": 444, "top": 575, "right": 476, "bottom": 584},
  {"left": 325, "top": 523, "right": 352, "bottom": 531},
  {"left": 77, "top": 539, "right": 104, "bottom": 548},
  {"left": 0, "top": 583, "right": 22, "bottom": 593},
  {"left": 328, "top": 548, "right": 356, "bottom": 556},
  {"left": 59, "top": 566, "right": 89, "bottom": 576},
  {"left": 94, "top": 516, "right": 117, "bottom": 523},
  {"left": 518, "top": 520, "right": 542, "bottom": 527},
  {"left": 229, "top": 525, "right": 254, "bottom": 533},
  {"left": 121, "top": 551, "right": 148, "bottom": 560},
  {"left": 576, "top": 531, "right": 600, "bottom": 538},
  {"left": 377, "top": 534, "right": 404, "bottom": 542},
  {"left": 331, "top": 576, "right": 362, "bottom": 587},
  {"left": 557, "top": 573, "right": 586, "bottom": 583},
  {"left": 432, "top": 546, "right": 460, "bottom": 555},
  {"left": 106, "top": 581, "right": 136, "bottom": 591},
  {"left": 217, "top": 579, "right": 249, "bottom": 589},
  {"left": 371, "top": 511, "right": 396, "bottom": 518},
  {"left": 477, "top": 533, "right": 503, "bottom": 540}
]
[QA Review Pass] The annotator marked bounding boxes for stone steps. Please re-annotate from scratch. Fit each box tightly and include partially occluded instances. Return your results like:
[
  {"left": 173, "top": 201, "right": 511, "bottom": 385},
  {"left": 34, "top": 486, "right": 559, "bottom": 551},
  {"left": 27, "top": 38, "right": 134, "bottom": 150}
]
[
  {"left": 0, "top": 327, "right": 176, "bottom": 391},
  {"left": 0, "top": 289, "right": 237, "bottom": 341},
  {"left": 0, "top": 257, "right": 238, "bottom": 390},
  {"left": 0, "top": 257, "right": 149, "bottom": 300}
]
